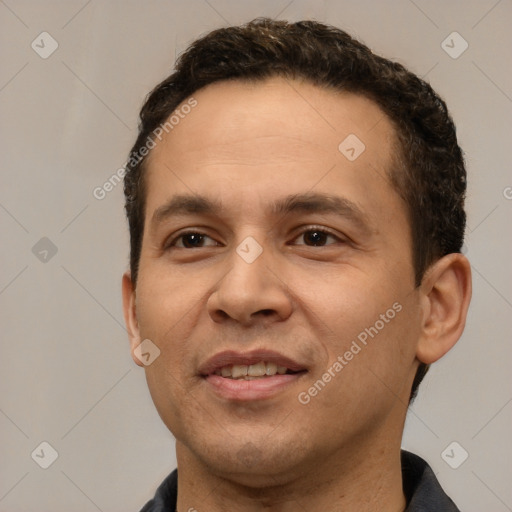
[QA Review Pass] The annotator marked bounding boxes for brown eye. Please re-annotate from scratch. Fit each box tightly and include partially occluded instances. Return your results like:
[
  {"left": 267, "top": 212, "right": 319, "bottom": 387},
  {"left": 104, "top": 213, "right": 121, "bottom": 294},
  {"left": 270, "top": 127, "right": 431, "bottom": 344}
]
[
  {"left": 180, "top": 233, "right": 205, "bottom": 248},
  {"left": 292, "top": 227, "right": 341, "bottom": 247},
  {"left": 303, "top": 230, "right": 329, "bottom": 246},
  {"left": 167, "top": 231, "right": 218, "bottom": 249}
]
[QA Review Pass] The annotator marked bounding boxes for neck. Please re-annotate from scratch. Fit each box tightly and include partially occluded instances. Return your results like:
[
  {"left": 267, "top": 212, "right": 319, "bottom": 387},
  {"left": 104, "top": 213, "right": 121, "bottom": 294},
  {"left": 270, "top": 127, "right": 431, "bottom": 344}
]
[{"left": 175, "top": 435, "right": 406, "bottom": 512}]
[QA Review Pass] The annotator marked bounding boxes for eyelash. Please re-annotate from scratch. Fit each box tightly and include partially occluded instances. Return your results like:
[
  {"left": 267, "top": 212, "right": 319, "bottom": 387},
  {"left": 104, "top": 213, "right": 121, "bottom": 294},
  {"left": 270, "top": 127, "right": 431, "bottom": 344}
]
[{"left": 166, "top": 225, "right": 345, "bottom": 249}]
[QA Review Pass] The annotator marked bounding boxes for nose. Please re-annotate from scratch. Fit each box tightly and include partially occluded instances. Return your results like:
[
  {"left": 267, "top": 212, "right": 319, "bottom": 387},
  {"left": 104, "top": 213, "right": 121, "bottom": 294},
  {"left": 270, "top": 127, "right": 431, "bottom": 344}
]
[{"left": 207, "top": 243, "right": 293, "bottom": 327}]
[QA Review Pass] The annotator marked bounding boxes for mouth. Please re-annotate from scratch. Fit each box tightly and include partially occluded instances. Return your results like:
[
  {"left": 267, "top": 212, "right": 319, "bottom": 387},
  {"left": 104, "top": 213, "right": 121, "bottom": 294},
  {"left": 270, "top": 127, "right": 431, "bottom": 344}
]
[
  {"left": 213, "top": 360, "right": 301, "bottom": 380},
  {"left": 199, "top": 350, "right": 308, "bottom": 401}
]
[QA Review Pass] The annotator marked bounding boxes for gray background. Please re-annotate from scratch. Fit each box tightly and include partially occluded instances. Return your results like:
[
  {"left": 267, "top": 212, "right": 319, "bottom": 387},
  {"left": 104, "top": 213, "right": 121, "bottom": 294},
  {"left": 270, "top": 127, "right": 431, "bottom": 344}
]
[{"left": 1, "top": 1, "right": 511, "bottom": 510}]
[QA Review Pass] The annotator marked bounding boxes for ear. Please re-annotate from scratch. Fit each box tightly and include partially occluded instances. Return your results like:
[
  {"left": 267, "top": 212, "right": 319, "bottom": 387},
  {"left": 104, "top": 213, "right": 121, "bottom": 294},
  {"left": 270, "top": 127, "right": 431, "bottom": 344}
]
[
  {"left": 416, "top": 253, "right": 472, "bottom": 364},
  {"left": 122, "top": 271, "right": 144, "bottom": 367}
]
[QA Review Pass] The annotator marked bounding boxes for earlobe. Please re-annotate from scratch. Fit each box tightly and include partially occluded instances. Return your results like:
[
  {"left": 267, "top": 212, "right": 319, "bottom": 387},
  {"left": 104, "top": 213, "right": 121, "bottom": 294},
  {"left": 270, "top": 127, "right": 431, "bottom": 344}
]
[
  {"left": 416, "top": 253, "right": 472, "bottom": 365},
  {"left": 122, "top": 271, "right": 144, "bottom": 367}
]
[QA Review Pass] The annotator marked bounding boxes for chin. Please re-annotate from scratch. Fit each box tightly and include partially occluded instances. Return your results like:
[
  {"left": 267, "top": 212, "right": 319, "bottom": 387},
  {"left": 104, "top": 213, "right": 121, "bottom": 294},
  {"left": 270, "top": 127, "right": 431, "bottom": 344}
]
[{"left": 187, "top": 432, "right": 312, "bottom": 486}]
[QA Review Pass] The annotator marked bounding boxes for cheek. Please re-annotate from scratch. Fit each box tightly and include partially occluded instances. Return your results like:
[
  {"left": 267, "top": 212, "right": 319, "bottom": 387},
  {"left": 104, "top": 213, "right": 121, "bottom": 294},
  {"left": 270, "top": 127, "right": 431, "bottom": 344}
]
[
  {"left": 134, "top": 276, "right": 199, "bottom": 403},
  {"left": 317, "top": 274, "right": 400, "bottom": 343},
  {"left": 329, "top": 301, "right": 419, "bottom": 407},
  {"left": 308, "top": 279, "right": 418, "bottom": 405},
  {"left": 135, "top": 263, "right": 204, "bottom": 336},
  {"left": 143, "top": 362, "right": 203, "bottom": 440}
]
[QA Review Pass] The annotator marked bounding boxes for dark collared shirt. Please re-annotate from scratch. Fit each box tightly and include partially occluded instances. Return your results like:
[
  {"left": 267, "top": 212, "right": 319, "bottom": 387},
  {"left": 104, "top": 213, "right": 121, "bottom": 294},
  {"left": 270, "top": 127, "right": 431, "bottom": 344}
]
[{"left": 140, "top": 450, "right": 460, "bottom": 511}]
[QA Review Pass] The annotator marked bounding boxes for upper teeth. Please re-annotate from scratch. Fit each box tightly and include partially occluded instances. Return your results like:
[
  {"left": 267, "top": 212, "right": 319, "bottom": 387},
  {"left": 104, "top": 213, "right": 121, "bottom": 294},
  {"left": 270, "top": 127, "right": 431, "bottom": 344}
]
[{"left": 214, "top": 361, "right": 288, "bottom": 379}]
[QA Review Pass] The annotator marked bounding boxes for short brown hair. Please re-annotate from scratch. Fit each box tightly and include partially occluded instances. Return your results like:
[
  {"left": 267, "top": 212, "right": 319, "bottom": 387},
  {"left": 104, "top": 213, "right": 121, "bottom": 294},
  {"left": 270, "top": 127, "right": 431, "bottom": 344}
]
[{"left": 124, "top": 18, "right": 467, "bottom": 401}]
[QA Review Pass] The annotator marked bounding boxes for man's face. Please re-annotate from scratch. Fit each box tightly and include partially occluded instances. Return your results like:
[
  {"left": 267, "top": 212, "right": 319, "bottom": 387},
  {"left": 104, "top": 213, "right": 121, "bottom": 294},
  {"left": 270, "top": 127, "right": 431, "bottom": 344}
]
[{"left": 126, "top": 77, "right": 423, "bottom": 484}]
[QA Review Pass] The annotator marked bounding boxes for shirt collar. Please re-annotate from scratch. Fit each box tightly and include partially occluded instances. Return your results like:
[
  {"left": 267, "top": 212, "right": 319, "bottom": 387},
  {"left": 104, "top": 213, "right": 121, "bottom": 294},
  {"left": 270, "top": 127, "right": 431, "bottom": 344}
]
[{"left": 140, "top": 450, "right": 460, "bottom": 511}]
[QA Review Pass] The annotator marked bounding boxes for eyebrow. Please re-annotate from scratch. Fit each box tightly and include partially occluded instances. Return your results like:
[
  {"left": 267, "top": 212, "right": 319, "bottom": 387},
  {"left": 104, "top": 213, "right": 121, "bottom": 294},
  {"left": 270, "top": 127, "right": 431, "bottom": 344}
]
[{"left": 150, "top": 192, "right": 371, "bottom": 234}]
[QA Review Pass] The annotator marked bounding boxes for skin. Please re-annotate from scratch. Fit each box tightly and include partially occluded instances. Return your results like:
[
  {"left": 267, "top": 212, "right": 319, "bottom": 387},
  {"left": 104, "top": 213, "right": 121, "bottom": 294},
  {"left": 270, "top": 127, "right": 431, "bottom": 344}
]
[{"left": 122, "top": 77, "right": 472, "bottom": 512}]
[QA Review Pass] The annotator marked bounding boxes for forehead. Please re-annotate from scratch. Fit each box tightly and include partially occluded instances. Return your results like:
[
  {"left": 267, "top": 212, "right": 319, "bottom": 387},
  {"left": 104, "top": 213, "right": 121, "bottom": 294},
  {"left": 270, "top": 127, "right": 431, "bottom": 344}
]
[
  {"left": 143, "top": 77, "right": 403, "bottom": 226},
  {"left": 150, "top": 77, "right": 396, "bottom": 159}
]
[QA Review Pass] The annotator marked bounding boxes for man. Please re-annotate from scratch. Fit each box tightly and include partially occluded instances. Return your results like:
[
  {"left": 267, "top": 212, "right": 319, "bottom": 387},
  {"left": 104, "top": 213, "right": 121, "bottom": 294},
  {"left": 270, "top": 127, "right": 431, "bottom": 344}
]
[{"left": 122, "top": 18, "right": 471, "bottom": 511}]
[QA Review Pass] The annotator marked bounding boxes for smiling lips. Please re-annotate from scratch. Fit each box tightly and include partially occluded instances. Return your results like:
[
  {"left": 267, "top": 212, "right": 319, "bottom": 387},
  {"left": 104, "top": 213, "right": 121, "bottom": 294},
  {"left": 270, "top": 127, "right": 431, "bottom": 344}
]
[
  {"left": 216, "top": 361, "right": 289, "bottom": 380},
  {"left": 200, "top": 349, "right": 307, "bottom": 400}
]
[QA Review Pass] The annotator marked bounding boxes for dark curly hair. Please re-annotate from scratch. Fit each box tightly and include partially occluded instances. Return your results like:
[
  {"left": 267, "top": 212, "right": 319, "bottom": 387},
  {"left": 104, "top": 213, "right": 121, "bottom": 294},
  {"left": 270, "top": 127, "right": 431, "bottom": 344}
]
[{"left": 124, "top": 18, "right": 466, "bottom": 402}]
